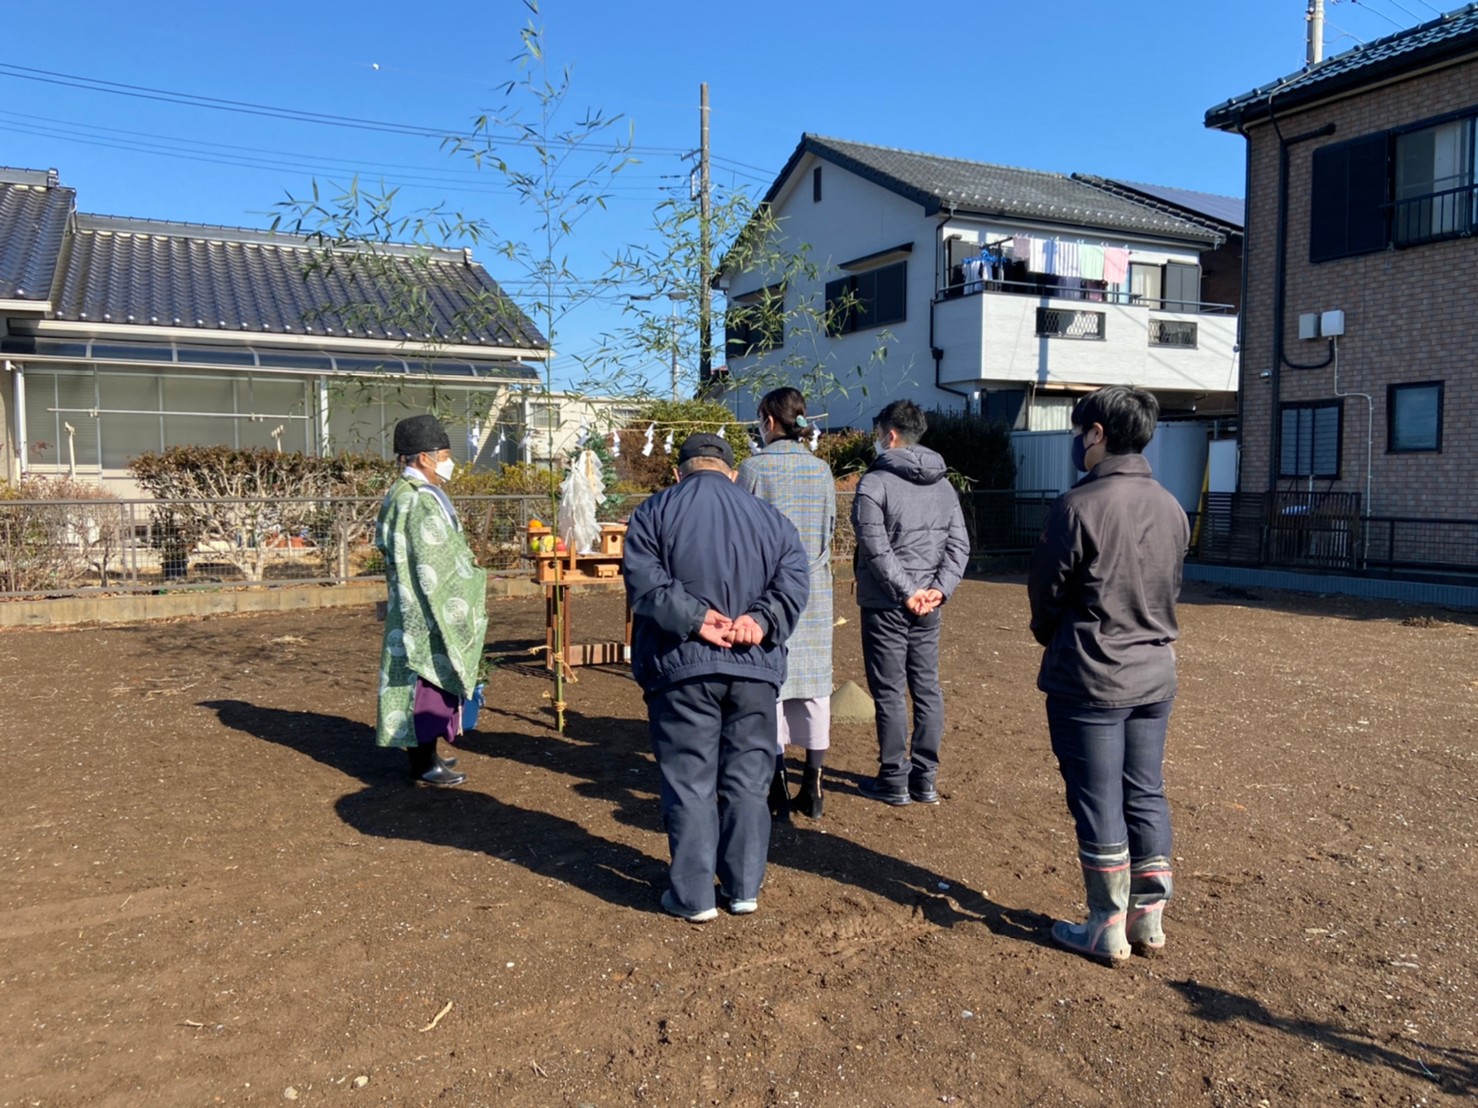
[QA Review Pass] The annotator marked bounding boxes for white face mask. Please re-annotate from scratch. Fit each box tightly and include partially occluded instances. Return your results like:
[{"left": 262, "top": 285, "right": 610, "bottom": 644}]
[
  {"left": 434, "top": 458, "right": 455, "bottom": 481},
  {"left": 872, "top": 435, "right": 888, "bottom": 455}
]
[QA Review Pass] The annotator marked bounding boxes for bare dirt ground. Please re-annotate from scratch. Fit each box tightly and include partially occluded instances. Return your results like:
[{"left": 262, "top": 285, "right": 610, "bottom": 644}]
[{"left": 1, "top": 577, "right": 1475, "bottom": 1107}]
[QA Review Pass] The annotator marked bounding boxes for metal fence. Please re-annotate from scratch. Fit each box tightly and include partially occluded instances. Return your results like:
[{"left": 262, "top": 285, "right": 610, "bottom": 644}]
[
  {"left": 1, "top": 488, "right": 1057, "bottom": 598},
  {"left": 1190, "top": 491, "right": 1478, "bottom": 579}
]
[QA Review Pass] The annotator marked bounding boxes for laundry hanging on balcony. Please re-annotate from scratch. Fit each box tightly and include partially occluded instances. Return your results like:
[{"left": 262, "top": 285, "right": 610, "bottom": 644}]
[
  {"left": 959, "top": 250, "right": 1006, "bottom": 294},
  {"left": 1010, "top": 233, "right": 1130, "bottom": 285}
]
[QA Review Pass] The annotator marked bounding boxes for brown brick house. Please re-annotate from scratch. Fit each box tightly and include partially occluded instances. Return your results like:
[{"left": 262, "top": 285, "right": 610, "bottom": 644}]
[{"left": 1206, "top": 5, "right": 1478, "bottom": 576}]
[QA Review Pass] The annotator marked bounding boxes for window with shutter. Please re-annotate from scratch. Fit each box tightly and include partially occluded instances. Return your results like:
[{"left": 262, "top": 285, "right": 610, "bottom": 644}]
[
  {"left": 824, "top": 262, "right": 906, "bottom": 335},
  {"left": 1310, "top": 134, "right": 1390, "bottom": 262},
  {"left": 53, "top": 374, "right": 102, "bottom": 469},
  {"left": 99, "top": 373, "right": 162, "bottom": 468},
  {"left": 1279, "top": 400, "right": 1343, "bottom": 478},
  {"left": 23, "top": 372, "right": 60, "bottom": 467}
]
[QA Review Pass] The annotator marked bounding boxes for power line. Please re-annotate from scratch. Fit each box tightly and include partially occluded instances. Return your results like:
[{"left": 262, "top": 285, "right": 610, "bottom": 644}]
[
  {"left": 0, "top": 62, "right": 690, "bottom": 157},
  {"left": 1345, "top": 0, "right": 1406, "bottom": 31},
  {"left": 0, "top": 117, "right": 688, "bottom": 199},
  {"left": 1359, "top": 0, "right": 1431, "bottom": 26}
]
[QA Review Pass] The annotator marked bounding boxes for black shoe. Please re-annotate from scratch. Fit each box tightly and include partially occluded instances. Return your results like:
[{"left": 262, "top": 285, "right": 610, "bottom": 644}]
[
  {"left": 908, "top": 782, "right": 940, "bottom": 805},
  {"left": 418, "top": 763, "right": 467, "bottom": 787},
  {"left": 859, "top": 777, "right": 911, "bottom": 806},
  {"left": 768, "top": 766, "right": 792, "bottom": 823},
  {"left": 793, "top": 766, "right": 824, "bottom": 819},
  {"left": 439, "top": 753, "right": 459, "bottom": 770}
]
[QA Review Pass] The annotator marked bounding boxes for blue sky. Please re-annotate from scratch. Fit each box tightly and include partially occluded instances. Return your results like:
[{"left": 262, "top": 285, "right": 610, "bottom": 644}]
[{"left": 0, "top": 0, "right": 1445, "bottom": 391}]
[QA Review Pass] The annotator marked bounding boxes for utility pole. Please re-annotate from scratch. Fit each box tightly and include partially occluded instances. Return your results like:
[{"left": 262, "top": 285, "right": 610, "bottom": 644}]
[
  {"left": 698, "top": 83, "right": 712, "bottom": 386},
  {"left": 1307, "top": 0, "right": 1325, "bottom": 66}
]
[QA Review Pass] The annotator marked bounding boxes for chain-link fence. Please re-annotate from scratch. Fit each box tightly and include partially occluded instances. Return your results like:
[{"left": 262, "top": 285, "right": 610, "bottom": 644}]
[{"left": 1, "top": 489, "right": 1052, "bottom": 598}]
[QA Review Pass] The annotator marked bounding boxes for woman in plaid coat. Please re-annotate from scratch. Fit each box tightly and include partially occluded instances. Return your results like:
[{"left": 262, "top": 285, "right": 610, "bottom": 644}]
[{"left": 737, "top": 388, "right": 836, "bottom": 819}]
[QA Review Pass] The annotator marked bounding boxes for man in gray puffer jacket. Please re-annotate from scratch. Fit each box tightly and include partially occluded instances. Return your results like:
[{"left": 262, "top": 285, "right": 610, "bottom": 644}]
[{"left": 851, "top": 400, "right": 970, "bottom": 805}]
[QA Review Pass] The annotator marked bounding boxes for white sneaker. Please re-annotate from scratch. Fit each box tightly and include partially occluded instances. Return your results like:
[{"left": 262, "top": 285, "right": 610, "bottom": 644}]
[
  {"left": 660, "top": 889, "right": 718, "bottom": 923},
  {"left": 727, "top": 897, "right": 759, "bottom": 915}
]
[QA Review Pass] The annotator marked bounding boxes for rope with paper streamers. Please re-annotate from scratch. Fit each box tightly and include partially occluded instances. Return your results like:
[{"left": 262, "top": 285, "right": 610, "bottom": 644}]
[{"left": 610, "top": 414, "right": 834, "bottom": 455}]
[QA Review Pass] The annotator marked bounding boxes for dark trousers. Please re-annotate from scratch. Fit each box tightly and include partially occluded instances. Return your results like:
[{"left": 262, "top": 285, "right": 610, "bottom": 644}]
[
  {"left": 860, "top": 606, "right": 944, "bottom": 789},
  {"left": 647, "top": 676, "right": 777, "bottom": 914},
  {"left": 1046, "top": 696, "right": 1174, "bottom": 859}
]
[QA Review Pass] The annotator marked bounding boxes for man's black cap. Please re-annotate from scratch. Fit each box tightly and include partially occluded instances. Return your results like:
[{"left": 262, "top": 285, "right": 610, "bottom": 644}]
[
  {"left": 677, "top": 431, "right": 734, "bottom": 468},
  {"left": 393, "top": 414, "right": 451, "bottom": 456}
]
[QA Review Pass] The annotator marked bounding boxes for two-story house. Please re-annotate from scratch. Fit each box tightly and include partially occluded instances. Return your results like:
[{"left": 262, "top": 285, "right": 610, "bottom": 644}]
[
  {"left": 1206, "top": 6, "right": 1478, "bottom": 575},
  {"left": 0, "top": 167, "right": 550, "bottom": 492},
  {"left": 718, "top": 135, "right": 1240, "bottom": 431}
]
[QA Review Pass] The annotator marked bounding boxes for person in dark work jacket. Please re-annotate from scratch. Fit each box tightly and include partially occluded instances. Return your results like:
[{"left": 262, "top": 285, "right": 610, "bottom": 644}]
[
  {"left": 623, "top": 433, "right": 810, "bottom": 922},
  {"left": 1027, "top": 385, "right": 1189, "bottom": 966},
  {"left": 851, "top": 400, "right": 970, "bottom": 807}
]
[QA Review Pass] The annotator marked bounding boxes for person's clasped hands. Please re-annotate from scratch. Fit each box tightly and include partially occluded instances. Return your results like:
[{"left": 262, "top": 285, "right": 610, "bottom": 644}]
[
  {"left": 697, "top": 609, "right": 767, "bottom": 648},
  {"left": 905, "top": 588, "right": 944, "bottom": 617}
]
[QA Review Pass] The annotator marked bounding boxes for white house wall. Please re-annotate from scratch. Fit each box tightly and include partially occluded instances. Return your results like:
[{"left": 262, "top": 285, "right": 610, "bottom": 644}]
[
  {"left": 1012, "top": 422, "right": 1210, "bottom": 511},
  {"left": 726, "top": 153, "right": 966, "bottom": 428},
  {"left": 935, "top": 295, "right": 1239, "bottom": 392},
  {"left": 725, "top": 154, "right": 1239, "bottom": 428}
]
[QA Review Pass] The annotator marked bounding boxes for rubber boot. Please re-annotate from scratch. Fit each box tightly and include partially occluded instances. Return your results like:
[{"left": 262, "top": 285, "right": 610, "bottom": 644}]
[
  {"left": 1126, "top": 856, "right": 1173, "bottom": 957},
  {"left": 768, "top": 760, "right": 791, "bottom": 823},
  {"left": 792, "top": 766, "right": 824, "bottom": 819},
  {"left": 408, "top": 743, "right": 465, "bottom": 787},
  {"left": 1051, "top": 846, "right": 1131, "bottom": 966}
]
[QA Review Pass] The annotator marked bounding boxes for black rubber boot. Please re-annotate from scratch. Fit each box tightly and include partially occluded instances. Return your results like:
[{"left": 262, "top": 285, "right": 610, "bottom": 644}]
[
  {"left": 792, "top": 766, "right": 824, "bottom": 819},
  {"left": 408, "top": 744, "right": 465, "bottom": 787},
  {"left": 768, "top": 762, "right": 791, "bottom": 823}
]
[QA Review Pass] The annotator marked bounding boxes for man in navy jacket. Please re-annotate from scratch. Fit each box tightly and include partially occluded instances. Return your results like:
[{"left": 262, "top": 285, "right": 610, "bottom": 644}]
[{"left": 623, "top": 433, "right": 810, "bottom": 921}]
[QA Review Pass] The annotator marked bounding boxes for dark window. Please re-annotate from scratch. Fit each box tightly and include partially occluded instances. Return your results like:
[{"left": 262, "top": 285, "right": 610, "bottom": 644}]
[
  {"left": 812, "top": 166, "right": 822, "bottom": 203},
  {"left": 1280, "top": 400, "right": 1343, "bottom": 478},
  {"left": 1162, "top": 262, "right": 1201, "bottom": 311},
  {"left": 257, "top": 350, "right": 335, "bottom": 371},
  {"left": 175, "top": 345, "right": 256, "bottom": 366},
  {"left": 1388, "top": 381, "right": 1443, "bottom": 452},
  {"left": 824, "top": 261, "right": 907, "bottom": 336},
  {"left": 1309, "top": 134, "right": 1390, "bottom": 262},
  {"left": 725, "top": 284, "right": 785, "bottom": 356},
  {"left": 1394, "top": 118, "right": 1476, "bottom": 245}
]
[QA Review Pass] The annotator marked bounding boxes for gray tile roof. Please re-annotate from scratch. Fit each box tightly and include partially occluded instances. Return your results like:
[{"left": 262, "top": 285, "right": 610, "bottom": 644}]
[
  {"left": 1074, "top": 176, "right": 1244, "bottom": 233},
  {"left": 1207, "top": 4, "right": 1478, "bottom": 129},
  {"left": 0, "top": 170, "right": 75, "bottom": 303},
  {"left": 53, "top": 213, "right": 547, "bottom": 349},
  {"left": 776, "top": 135, "right": 1221, "bottom": 243}
]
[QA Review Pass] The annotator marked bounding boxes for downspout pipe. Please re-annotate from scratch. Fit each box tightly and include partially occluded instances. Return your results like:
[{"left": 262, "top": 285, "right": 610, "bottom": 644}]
[
  {"left": 1265, "top": 95, "right": 1337, "bottom": 493},
  {"left": 931, "top": 215, "right": 975, "bottom": 414},
  {"left": 1331, "top": 337, "right": 1374, "bottom": 566},
  {"left": 9, "top": 360, "right": 26, "bottom": 477}
]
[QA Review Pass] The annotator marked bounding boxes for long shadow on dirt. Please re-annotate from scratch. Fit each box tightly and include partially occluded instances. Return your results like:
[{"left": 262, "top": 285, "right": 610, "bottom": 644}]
[
  {"left": 1171, "top": 979, "right": 1477, "bottom": 1097},
  {"left": 463, "top": 704, "right": 1055, "bottom": 949},
  {"left": 200, "top": 699, "right": 668, "bottom": 914}
]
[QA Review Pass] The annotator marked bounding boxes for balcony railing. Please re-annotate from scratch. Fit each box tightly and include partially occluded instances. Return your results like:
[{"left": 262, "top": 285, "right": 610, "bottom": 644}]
[
  {"left": 937, "top": 276, "right": 1234, "bottom": 314},
  {"left": 1392, "top": 183, "right": 1478, "bottom": 247}
]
